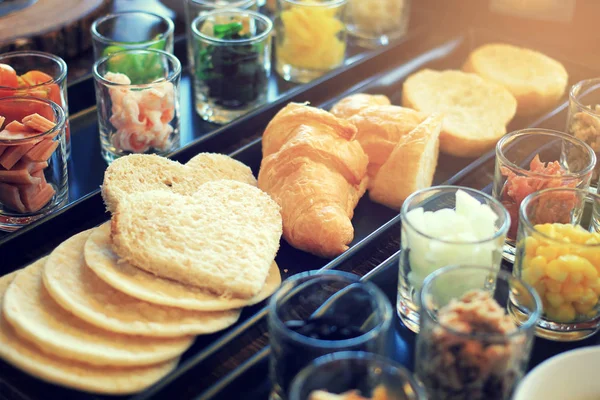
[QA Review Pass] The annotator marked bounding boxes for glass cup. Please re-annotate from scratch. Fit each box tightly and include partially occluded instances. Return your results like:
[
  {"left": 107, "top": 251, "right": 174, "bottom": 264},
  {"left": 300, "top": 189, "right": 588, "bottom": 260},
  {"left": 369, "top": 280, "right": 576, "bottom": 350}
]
[
  {"left": 0, "top": 97, "right": 68, "bottom": 231},
  {"left": 289, "top": 351, "right": 426, "bottom": 400},
  {"left": 91, "top": 11, "right": 175, "bottom": 60},
  {"left": 184, "top": 0, "right": 258, "bottom": 69},
  {"left": 275, "top": 0, "right": 348, "bottom": 83},
  {"left": 492, "top": 129, "right": 596, "bottom": 260},
  {"left": 0, "top": 51, "right": 70, "bottom": 158},
  {"left": 93, "top": 49, "right": 181, "bottom": 164},
  {"left": 268, "top": 271, "right": 393, "bottom": 400},
  {"left": 345, "top": 0, "right": 411, "bottom": 48},
  {"left": 191, "top": 9, "right": 272, "bottom": 124},
  {"left": 397, "top": 185, "right": 510, "bottom": 333},
  {"left": 417, "top": 265, "right": 541, "bottom": 400},
  {"left": 567, "top": 78, "right": 600, "bottom": 185},
  {"left": 514, "top": 187, "right": 600, "bottom": 341}
]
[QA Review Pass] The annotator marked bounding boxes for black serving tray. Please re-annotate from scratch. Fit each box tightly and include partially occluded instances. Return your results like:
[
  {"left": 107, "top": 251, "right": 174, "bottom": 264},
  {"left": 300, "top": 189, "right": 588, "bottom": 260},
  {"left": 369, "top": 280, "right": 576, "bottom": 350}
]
[{"left": 0, "top": 27, "right": 599, "bottom": 400}]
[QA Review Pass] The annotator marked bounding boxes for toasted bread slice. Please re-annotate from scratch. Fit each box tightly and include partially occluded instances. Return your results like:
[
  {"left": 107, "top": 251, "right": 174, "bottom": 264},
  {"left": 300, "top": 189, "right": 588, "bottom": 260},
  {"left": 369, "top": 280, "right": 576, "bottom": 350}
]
[
  {"left": 330, "top": 93, "right": 391, "bottom": 119},
  {"left": 463, "top": 43, "right": 568, "bottom": 117},
  {"left": 402, "top": 69, "right": 516, "bottom": 157},
  {"left": 369, "top": 113, "right": 443, "bottom": 209}
]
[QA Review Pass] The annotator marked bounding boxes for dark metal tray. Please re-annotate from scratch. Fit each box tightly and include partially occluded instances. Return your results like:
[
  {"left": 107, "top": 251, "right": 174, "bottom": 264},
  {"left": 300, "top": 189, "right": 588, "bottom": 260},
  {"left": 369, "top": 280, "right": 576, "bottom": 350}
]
[{"left": 0, "top": 27, "right": 599, "bottom": 400}]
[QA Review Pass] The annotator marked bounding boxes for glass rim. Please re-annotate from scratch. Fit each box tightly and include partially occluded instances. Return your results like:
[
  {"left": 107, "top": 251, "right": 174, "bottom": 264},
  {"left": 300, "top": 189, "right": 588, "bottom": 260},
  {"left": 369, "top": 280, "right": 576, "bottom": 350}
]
[
  {"left": 400, "top": 185, "right": 511, "bottom": 245},
  {"left": 496, "top": 128, "right": 597, "bottom": 179},
  {"left": 92, "top": 48, "right": 182, "bottom": 87},
  {"left": 420, "top": 265, "right": 542, "bottom": 340},
  {"left": 91, "top": 11, "right": 175, "bottom": 46},
  {"left": 0, "top": 96, "right": 66, "bottom": 144},
  {"left": 188, "top": 0, "right": 256, "bottom": 6},
  {"left": 519, "top": 187, "right": 600, "bottom": 247},
  {"left": 268, "top": 270, "right": 393, "bottom": 349},
  {"left": 282, "top": 0, "right": 347, "bottom": 6},
  {"left": 0, "top": 51, "right": 67, "bottom": 90},
  {"left": 191, "top": 9, "right": 273, "bottom": 45},
  {"left": 289, "top": 351, "right": 427, "bottom": 399},
  {"left": 569, "top": 78, "right": 600, "bottom": 119}
]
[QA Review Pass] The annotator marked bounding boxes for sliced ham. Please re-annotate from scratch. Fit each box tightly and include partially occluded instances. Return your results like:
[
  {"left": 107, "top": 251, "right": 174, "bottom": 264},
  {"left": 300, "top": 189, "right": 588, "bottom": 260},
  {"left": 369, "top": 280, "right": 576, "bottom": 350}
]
[
  {"left": 0, "top": 160, "right": 44, "bottom": 185},
  {"left": 0, "top": 182, "right": 26, "bottom": 213},
  {"left": 0, "top": 142, "right": 36, "bottom": 169},
  {"left": 22, "top": 182, "right": 54, "bottom": 212},
  {"left": 22, "top": 139, "right": 58, "bottom": 162},
  {"left": 0, "top": 145, "right": 6, "bottom": 157}
]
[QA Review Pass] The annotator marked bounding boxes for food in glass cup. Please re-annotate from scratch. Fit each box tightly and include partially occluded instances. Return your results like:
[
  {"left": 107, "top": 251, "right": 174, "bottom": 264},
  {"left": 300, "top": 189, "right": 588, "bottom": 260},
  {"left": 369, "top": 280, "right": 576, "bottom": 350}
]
[
  {"left": 269, "top": 271, "right": 392, "bottom": 400},
  {"left": 184, "top": 0, "right": 258, "bottom": 69},
  {"left": 492, "top": 129, "right": 596, "bottom": 242},
  {"left": 397, "top": 186, "right": 509, "bottom": 333},
  {"left": 192, "top": 10, "right": 272, "bottom": 124},
  {"left": 0, "top": 97, "right": 68, "bottom": 231},
  {"left": 0, "top": 51, "right": 70, "bottom": 158},
  {"left": 567, "top": 78, "right": 600, "bottom": 183},
  {"left": 416, "top": 265, "right": 541, "bottom": 400},
  {"left": 93, "top": 49, "right": 181, "bottom": 163},
  {"left": 276, "top": 0, "right": 347, "bottom": 83},
  {"left": 345, "top": 0, "right": 410, "bottom": 48},
  {"left": 514, "top": 187, "right": 600, "bottom": 341},
  {"left": 289, "top": 352, "right": 426, "bottom": 400},
  {"left": 91, "top": 11, "right": 174, "bottom": 61}
]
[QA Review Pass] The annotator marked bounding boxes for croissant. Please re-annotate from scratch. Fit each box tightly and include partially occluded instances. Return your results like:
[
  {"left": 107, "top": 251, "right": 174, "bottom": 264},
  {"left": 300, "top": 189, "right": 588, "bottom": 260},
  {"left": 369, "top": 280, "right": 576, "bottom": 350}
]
[
  {"left": 330, "top": 93, "right": 391, "bottom": 119},
  {"left": 258, "top": 103, "right": 369, "bottom": 258}
]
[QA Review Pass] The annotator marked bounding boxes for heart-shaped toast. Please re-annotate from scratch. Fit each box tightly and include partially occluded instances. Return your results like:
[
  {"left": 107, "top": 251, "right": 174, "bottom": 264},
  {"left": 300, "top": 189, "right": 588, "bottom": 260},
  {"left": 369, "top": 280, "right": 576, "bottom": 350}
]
[
  {"left": 111, "top": 180, "right": 282, "bottom": 299},
  {"left": 101, "top": 153, "right": 256, "bottom": 213}
]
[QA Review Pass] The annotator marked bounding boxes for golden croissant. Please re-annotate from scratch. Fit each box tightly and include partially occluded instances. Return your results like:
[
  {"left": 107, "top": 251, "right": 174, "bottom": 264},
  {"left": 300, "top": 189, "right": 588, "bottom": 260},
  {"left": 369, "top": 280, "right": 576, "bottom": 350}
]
[{"left": 258, "top": 103, "right": 369, "bottom": 258}]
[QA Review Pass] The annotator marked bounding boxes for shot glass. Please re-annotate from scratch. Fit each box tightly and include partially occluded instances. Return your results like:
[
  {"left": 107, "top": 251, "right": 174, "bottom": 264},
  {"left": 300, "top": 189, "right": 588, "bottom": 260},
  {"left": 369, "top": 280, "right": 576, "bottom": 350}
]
[
  {"left": 492, "top": 129, "right": 595, "bottom": 249},
  {"left": 345, "top": 0, "right": 410, "bottom": 48},
  {"left": 0, "top": 97, "right": 68, "bottom": 231},
  {"left": 397, "top": 186, "right": 510, "bottom": 333},
  {"left": 275, "top": 0, "right": 347, "bottom": 83},
  {"left": 417, "top": 265, "right": 541, "bottom": 400},
  {"left": 514, "top": 187, "right": 600, "bottom": 341},
  {"left": 184, "top": 0, "right": 258, "bottom": 69},
  {"left": 289, "top": 351, "right": 426, "bottom": 400},
  {"left": 567, "top": 78, "right": 600, "bottom": 185},
  {"left": 192, "top": 10, "right": 272, "bottom": 124},
  {"left": 268, "top": 271, "right": 393, "bottom": 400},
  {"left": 93, "top": 49, "right": 181, "bottom": 164},
  {"left": 91, "top": 11, "right": 174, "bottom": 60},
  {"left": 0, "top": 51, "right": 70, "bottom": 158}
]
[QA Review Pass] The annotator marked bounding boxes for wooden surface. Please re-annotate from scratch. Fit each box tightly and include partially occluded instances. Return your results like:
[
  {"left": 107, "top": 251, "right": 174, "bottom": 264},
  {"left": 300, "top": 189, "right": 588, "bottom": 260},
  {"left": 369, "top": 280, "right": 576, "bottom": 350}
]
[{"left": 0, "top": 0, "right": 112, "bottom": 59}]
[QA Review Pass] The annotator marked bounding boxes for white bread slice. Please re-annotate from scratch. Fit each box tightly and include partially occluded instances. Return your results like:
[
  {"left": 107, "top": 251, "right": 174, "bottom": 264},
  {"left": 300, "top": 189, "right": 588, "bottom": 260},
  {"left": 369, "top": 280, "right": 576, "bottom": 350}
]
[
  {"left": 402, "top": 69, "right": 516, "bottom": 157},
  {"left": 185, "top": 152, "right": 257, "bottom": 186},
  {"left": 369, "top": 113, "right": 443, "bottom": 209},
  {"left": 463, "top": 43, "right": 568, "bottom": 117},
  {"left": 111, "top": 180, "right": 282, "bottom": 299},
  {"left": 330, "top": 93, "right": 391, "bottom": 119}
]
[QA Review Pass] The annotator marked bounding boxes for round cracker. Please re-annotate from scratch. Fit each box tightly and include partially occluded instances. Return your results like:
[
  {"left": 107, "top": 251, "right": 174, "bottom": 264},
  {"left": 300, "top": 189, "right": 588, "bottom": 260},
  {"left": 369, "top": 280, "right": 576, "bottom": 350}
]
[
  {"left": 85, "top": 223, "right": 281, "bottom": 311},
  {"left": 0, "top": 272, "right": 179, "bottom": 395},
  {"left": 3, "top": 257, "right": 194, "bottom": 367},
  {"left": 42, "top": 230, "right": 241, "bottom": 337}
]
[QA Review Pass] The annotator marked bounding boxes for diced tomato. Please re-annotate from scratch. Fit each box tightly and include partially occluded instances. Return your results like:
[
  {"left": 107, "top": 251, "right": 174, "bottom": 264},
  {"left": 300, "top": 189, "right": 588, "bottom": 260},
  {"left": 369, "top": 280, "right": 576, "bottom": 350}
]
[{"left": 0, "top": 64, "right": 18, "bottom": 88}]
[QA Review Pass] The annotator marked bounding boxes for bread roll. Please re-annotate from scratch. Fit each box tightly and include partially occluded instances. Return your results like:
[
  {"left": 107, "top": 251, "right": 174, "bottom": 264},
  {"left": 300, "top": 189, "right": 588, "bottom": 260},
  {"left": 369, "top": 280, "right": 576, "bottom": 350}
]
[
  {"left": 402, "top": 69, "right": 517, "bottom": 157},
  {"left": 463, "top": 43, "right": 568, "bottom": 117}
]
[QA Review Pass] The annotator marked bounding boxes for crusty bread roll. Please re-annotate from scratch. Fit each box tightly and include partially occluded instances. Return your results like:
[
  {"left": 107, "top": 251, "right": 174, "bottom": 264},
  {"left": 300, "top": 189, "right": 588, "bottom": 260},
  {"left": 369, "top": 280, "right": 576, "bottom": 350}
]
[
  {"left": 369, "top": 114, "right": 442, "bottom": 209},
  {"left": 330, "top": 93, "right": 391, "bottom": 119},
  {"left": 402, "top": 69, "right": 517, "bottom": 158},
  {"left": 463, "top": 43, "right": 568, "bottom": 117}
]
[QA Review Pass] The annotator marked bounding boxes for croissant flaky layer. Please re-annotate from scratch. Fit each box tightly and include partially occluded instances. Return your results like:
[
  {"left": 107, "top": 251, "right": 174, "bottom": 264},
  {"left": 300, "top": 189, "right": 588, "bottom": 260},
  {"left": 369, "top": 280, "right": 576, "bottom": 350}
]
[{"left": 258, "top": 103, "right": 369, "bottom": 258}]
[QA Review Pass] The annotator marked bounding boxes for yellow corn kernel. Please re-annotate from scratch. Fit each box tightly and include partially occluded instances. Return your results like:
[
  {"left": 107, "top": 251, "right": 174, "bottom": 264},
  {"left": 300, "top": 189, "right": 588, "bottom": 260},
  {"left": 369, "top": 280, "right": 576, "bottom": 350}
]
[
  {"left": 574, "top": 301, "right": 596, "bottom": 315},
  {"left": 521, "top": 262, "right": 545, "bottom": 286},
  {"left": 528, "top": 255, "right": 547, "bottom": 270},
  {"left": 534, "top": 281, "right": 547, "bottom": 299},
  {"left": 562, "top": 282, "right": 585, "bottom": 302},
  {"left": 524, "top": 236, "right": 538, "bottom": 255},
  {"left": 545, "top": 259, "right": 568, "bottom": 282},
  {"left": 546, "top": 279, "right": 563, "bottom": 293},
  {"left": 586, "top": 278, "right": 600, "bottom": 294},
  {"left": 545, "top": 292, "right": 565, "bottom": 308},
  {"left": 551, "top": 303, "right": 577, "bottom": 322},
  {"left": 536, "top": 245, "right": 558, "bottom": 261},
  {"left": 563, "top": 225, "right": 591, "bottom": 245},
  {"left": 536, "top": 223, "right": 557, "bottom": 238},
  {"left": 575, "top": 247, "right": 600, "bottom": 267},
  {"left": 579, "top": 288, "right": 598, "bottom": 306}
]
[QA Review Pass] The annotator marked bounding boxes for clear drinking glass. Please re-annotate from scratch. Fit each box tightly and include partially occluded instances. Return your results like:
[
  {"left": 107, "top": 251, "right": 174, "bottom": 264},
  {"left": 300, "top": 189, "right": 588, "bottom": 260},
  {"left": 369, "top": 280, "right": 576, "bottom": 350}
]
[
  {"left": 93, "top": 49, "right": 181, "bottom": 164},
  {"left": 0, "top": 51, "right": 70, "bottom": 158},
  {"left": 567, "top": 78, "right": 600, "bottom": 185},
  {"left": 268, "top": 271, "right": 393, "bottom": 400},
  {"left": 492, "top": 129, "right": 596, "bottom": 248},
  {"left": 289, "top": 351, "right": 426, "bottom": 400},
  {"left": 397, "top": 186, "right": 510, "bottom": 333},
  {"left": 275, "top": 0, "right": 348, "bottom": 83},
  {"left": 91, "top": 11, "right": 175, "bottom": 60},
  {"left": 417, "top": 265, "right": 541, "bottom": 400},
  {"left": 184, "top": 0, "right": 258, "bottom": 69},
  {"left": 191, "top": 9, "right": 272, "bottom": 124},
  {"left": 345, "top": 0, "right": 410, "bottom": 48},
  {"left": 514, "top": 187, "right": 600, "bottom": 341},
  {"left": 0, "top": 97, "right": 68, "bottom": 231}
]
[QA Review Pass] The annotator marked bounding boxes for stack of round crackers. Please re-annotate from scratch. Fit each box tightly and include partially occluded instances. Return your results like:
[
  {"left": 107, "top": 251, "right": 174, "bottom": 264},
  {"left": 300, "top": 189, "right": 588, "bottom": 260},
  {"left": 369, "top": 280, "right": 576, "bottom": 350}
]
[{"left": 0, "top": 153, "right": 283, "bottom": 395}]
